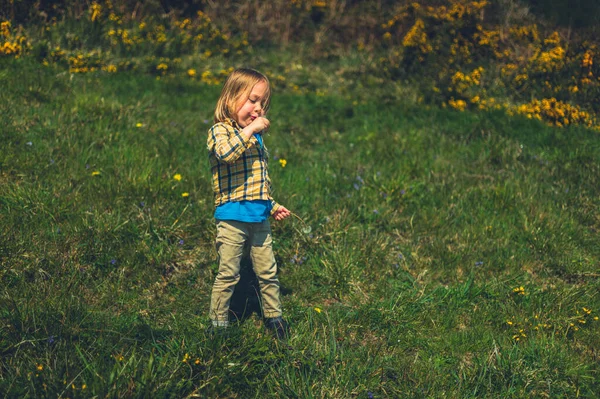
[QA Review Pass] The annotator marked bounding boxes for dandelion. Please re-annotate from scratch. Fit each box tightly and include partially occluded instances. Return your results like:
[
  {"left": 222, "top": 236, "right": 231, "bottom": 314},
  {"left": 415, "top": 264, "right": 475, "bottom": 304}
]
[
  {"left": 187, "top": 68, "right": 196, "bottom": 77},
  {"left": 513, "top": 286, "right": 525, "bottom": 295},
  {"left": 36, "top": 364, "right": 43, "bottom": 371},
  {"left": 181, "top": 192, "right": 190, "bottom": 198},
  {"left": 91, "top": 171, "right": 101, "bottom": 176},
  {"left": 279, "top": 159, "right": 287, "bottom": 168},
  {"left": 136, "top": 122, "right": 143, "bottom": 128},
  {"left": 195, "top": 358, "right": 201, "bottom": 365},
  {"left": 173, "top": 173, "right": 182, "bottom": 181},
  {"left": 314, "top": 307, "right": 322, "bottom": 313}
]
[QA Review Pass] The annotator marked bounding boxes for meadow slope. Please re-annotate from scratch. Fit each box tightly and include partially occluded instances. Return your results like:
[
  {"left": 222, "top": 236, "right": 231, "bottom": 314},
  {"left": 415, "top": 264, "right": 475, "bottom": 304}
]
[{"left": 1, "top": 58, "right": 599, "bottom": 398}]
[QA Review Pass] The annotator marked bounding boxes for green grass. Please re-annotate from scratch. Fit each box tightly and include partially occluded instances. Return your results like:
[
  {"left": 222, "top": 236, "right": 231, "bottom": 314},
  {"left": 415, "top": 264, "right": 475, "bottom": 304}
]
[{"left": 1, "top": 56, "right": 599, "bottom": 398}]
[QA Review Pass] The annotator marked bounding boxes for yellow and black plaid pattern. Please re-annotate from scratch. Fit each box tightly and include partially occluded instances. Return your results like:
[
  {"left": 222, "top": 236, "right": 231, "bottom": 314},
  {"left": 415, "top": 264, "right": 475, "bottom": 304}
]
[{"left": 207, "top": 119, "right": 280, "bottom": 214}]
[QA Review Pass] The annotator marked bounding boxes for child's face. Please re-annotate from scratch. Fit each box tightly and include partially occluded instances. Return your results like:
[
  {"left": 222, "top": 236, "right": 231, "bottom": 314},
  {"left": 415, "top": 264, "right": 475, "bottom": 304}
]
[{"left": 234, "top": 80, "right": 268, "bottom": 128}]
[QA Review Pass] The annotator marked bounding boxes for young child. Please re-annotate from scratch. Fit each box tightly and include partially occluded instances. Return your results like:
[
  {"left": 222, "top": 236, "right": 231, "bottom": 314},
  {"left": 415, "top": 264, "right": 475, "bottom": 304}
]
[{"left": 207, "top": 68, "right": 291, "bottom": 338}]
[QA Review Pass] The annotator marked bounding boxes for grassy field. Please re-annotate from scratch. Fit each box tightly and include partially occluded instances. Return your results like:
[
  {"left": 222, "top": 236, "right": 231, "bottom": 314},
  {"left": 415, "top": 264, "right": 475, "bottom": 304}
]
[{"left": 1, "top": 56, "right": 599, "bottom": 398}]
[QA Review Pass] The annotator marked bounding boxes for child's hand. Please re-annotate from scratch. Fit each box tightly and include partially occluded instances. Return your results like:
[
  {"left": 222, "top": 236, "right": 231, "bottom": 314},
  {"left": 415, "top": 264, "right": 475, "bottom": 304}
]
[
  {"left": 249, "top": 116, "right": 270, "bottom": 134},
  {"left": 273, "top": 206, "right": 291, "bottom": 221}
]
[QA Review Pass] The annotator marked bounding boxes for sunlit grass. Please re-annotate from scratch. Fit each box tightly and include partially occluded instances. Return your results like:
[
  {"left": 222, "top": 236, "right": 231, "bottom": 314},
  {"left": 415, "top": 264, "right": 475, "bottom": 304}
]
[{"left": 1, "top": 55, "right": 599, "bottom": 397}]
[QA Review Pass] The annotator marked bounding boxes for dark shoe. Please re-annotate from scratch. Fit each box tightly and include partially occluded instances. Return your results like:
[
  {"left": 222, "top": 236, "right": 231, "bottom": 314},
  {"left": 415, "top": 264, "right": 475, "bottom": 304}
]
[{"left": 264, "top": 317, "right": 290, "bottom": 339}]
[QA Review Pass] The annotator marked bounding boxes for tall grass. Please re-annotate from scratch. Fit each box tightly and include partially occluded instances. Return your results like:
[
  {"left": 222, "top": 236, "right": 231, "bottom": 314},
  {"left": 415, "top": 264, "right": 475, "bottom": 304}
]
[{"left": 1, "top": 54, "right": 599, "bottom": 397}]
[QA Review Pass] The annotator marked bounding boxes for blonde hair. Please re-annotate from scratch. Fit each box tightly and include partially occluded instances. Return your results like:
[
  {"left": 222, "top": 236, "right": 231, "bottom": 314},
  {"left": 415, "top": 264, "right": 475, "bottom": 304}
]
[{"left": 214, "top": 68, "right": 271, "bottom": 124}]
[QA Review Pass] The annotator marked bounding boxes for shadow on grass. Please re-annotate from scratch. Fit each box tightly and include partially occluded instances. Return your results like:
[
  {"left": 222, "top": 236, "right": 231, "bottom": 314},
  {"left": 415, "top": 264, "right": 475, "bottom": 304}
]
[{"left": 229, "top": 256, "right": 292, "bottom": 324}]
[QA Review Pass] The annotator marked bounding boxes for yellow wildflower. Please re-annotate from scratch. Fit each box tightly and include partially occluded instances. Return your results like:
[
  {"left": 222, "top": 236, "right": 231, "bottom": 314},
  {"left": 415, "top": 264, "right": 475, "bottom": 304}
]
[
  {"left": 36, "top": 364, "right": 44, "bottom": 371},
  {"left": 279, "top": 159, "right": 287, "bottom": 168},
  {"left": 91, "top": 171, "right": 101, "bottom": 176},
  {"left": 90, "top": 2, "right": 102, "bottom": 22},
  {"left": 173, "top": 173, "right": 182, "bottom": 181},
  {"left": 314, "top": 307, "right": 322, "bottom": 313},
  {"left": 448, "top": 98, "right": 467, "bottom": 111},
  {"left": 513, "top": 286, "right": 525, "bottom": 295},
  {"left": 136, "top": 122, "right": 143, "bottom": 128},
  {"left": 181, "top": 192, "right": 190, "bottom": 198},
  {"left": 187, "top": 68, "right": 196, "bottom": 77}
]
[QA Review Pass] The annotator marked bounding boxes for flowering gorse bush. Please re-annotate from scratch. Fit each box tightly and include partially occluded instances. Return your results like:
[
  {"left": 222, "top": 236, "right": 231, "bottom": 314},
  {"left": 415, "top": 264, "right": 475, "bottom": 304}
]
[
  {"left": 0, "top": 21, "right": 29, "bottom": 57},
  {"left": 379, "top": 1, "right": 599, "bottom": 128},
  {"left": 2, "top": 0, "right": 600, "bottom": 128}
]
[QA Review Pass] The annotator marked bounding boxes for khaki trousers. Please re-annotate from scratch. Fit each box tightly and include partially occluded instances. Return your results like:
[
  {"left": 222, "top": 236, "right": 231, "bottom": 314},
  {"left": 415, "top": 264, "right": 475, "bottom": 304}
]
[{"left": 209, "top": 219, "right": 282, "bottom": 323}]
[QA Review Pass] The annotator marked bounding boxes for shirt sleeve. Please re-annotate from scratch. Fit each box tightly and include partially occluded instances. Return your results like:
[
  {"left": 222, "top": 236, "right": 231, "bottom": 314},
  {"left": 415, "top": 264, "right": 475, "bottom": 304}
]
[
  {"left": 269, "top": 199, "right": 281, "bottom": 216},
  {"left": 207, "top": 123, "right": 251, "bottom": 164}
]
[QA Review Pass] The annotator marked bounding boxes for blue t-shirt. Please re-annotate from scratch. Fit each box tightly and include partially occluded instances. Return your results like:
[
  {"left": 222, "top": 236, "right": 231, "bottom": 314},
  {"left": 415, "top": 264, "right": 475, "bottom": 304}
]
[
  {"left": 214, "top": 133, "right": 270, "bottom": 222},
  {"left": 214, "top": 199, "right": 272, "bottom": 222}
]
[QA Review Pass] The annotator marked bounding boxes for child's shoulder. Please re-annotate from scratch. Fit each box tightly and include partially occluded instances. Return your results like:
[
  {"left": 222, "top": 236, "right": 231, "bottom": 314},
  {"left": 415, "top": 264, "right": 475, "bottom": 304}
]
[{"left": 209, "top": 119, "right": 236, "bottom": 132}]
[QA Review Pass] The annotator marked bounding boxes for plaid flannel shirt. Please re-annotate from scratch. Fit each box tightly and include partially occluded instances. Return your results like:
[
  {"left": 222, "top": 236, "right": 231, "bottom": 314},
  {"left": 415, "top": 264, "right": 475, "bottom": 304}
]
[{"left": 207, "top": 118, "right": 281, "bottom": 215}]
